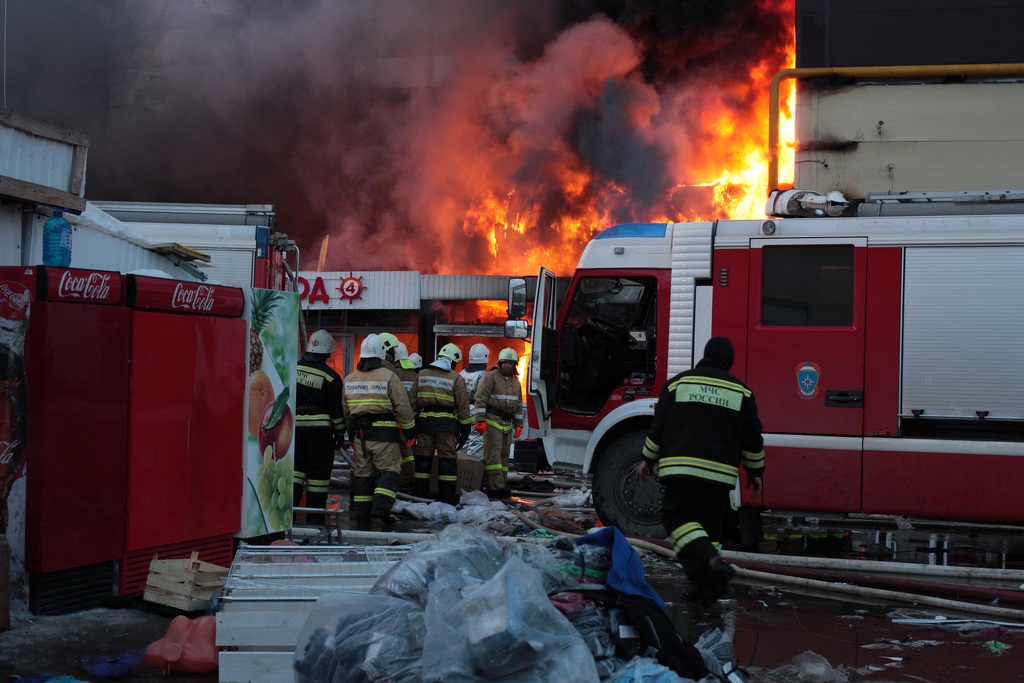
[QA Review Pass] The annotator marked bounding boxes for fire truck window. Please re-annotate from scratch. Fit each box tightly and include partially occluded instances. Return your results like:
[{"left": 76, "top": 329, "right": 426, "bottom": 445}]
[
  {"left": 762, "top": 245, "right": 854, "bottom": 326},
  {"left": 559, "top": 276, "right": 657, "bottom": 414}
]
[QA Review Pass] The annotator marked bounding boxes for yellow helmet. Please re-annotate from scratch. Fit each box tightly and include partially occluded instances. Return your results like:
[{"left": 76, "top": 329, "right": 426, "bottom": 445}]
[
  {"left": 498, "top": 347, "right": 518, "bottom": 364},
  {"left": 439, "top": 343, "right": 462, "bottom": 365},
  {"left": 378, "top": 332, "right": 400, "bottom": 353}
]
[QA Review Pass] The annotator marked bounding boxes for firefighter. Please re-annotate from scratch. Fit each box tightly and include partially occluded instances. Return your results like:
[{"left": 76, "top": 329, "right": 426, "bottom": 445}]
[
  {"left": 459, "top": 343, "right": 490, "bottom": 458},
  {"left": 474, "top": 347, "right": 523, "bottom": 497},
  {"left": 343, "top": 334, "right": 417, "bottom": 527},
  {"left": 392, "top": 341, "right": 419, "bottom": 488},
  {"left": 293, "top": 329, "right": 346, "bottom": 526},
  {"left": 635, "top": 336, "right": 764, "bottom": 606},
  {"left": 378, "top": 332, "right": 401, "bottom": 373},
  {"left": 410, "top": 343, "right": 473, "bottom": 503}
]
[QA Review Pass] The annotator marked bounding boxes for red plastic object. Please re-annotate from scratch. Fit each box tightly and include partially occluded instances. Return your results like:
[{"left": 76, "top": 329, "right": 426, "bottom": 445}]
[{"left": 145, "top": 614, "right": 218, "bottom": 673}]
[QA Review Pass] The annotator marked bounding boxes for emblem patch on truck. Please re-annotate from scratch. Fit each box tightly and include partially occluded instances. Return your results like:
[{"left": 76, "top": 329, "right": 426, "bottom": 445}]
[{"left": 795, "top": 361, "right": 821, "bottom": 399}]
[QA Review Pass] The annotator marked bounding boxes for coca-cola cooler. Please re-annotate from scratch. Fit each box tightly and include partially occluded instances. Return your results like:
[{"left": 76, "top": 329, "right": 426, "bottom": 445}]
[
  {"left": 118, "top": 275, "right": 246, "bottom": 595},
  {"left": 18, "top": 267, "right": 131, "bottom": 615}
]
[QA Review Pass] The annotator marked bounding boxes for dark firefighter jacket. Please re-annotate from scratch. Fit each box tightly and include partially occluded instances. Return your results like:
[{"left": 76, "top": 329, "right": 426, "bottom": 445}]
[
  {"left": 642, "top": 360, "right": 764, "bottom": 488},
  {"left": 295, "top": 353, "right": 346, "bottom": 438}
]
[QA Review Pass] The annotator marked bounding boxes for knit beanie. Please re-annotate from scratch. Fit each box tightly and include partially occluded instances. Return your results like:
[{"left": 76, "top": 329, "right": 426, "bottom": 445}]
[{"left": 702, "top": 336, "right": 735, "bottom": 370}]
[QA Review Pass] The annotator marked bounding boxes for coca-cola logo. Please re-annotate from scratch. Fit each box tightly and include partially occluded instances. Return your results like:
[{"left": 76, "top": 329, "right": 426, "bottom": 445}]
[
  {"left": 0, "top": 281, "right": 31, "bottom": 321},
  {"left": 171, "top": 283, "right": 217, "bottom": 312},
  {"left": 57, "top": 270, "right": 113, "bottom": 301},
  {"left": 0, "top": 439, "right": 21, "bottom": 465}
]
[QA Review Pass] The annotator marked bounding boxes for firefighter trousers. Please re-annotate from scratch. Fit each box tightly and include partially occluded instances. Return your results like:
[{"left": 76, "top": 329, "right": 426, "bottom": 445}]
[
  {"left": 399, "top": 440, "right": 415, "bottom": 489},
  {"left": 413, "top": 432, "right": 458, "bottom": 503},
  {"left": 351, "top": 438, "right": 402, "bottom": 521},
  {"left": 482, "top": 426, "right": 512, "bottom": 491},
  {"left": 293, "top": 427, "right": 334, "bottom": 526},
  {"left": 661, "top": 477, "right": 731, "bottom": 580}
]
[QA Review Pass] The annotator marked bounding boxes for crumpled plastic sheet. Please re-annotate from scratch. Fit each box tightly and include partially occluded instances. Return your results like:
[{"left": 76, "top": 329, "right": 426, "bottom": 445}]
[
  {"left": 604, "top": 631, "right": 752, "bottom": 683},
  {"left": 763, "top": 650, "right": 848, "bottom": 683},
  {"left": 304, "top": 523, "right": 751, "bottom": 683},
  {"left": 391, "top": 498, "right": 515, "bottom": 526},
  {"left": 422, "top": 556, "right": 600, "bottom": 682},
  {"left": 370, "top": 525, "right": 578, "bottom": 607},
  {"left": 293, "top": 593, "right": 426, "bottom": 683},
  {"left": 532, "top": 490, "right": 593, "bottom": 508},
  {"left": 605, "top": 657, "right": 691, "bottom": 683},
  {"left": 80, "top": 648, "right": 147, "bottom": 678}
]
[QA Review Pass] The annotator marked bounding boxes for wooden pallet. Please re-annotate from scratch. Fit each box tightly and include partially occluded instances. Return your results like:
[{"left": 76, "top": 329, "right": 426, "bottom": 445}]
[{"left": 143, "top": 551, "right": 228, "bottom": 612}]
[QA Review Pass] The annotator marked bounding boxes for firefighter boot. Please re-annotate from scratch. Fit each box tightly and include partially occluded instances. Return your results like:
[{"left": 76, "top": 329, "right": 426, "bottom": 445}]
[
  {"left": 706, "top": 555, "right": 736, "bottom": 601},
  {"left": 437, "top": 455, "right": 459, "bottom": 505},
  {"left": 371, "top": 471, "right": 400, "bottom": 527},
  {"left": 412, "top": 454, "right": 433, "bottom": 499},
  {"left": 351, "top": 476, "right": 375, "bottom": 529}
]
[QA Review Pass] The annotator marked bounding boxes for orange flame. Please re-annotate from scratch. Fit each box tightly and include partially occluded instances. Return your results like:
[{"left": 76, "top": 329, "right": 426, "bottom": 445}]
[
  {"left": 455, "top": 2, "right": 796, "bottom": 278},
  {"left": 456, "top": 2, "right": 796, "bottom": 372}
]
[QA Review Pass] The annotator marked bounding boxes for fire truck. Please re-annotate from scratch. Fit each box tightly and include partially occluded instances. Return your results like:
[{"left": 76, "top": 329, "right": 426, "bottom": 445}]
[{"left": 508, "top": 189, "right": 1024, "bottom": 537}]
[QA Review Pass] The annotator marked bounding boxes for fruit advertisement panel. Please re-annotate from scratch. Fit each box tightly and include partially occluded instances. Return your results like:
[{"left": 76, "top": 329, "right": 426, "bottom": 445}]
[
  {"left": 241, "top": 288, "right": 299, "bottom": 537},
  {"left": 0, "top": 270, "right": 32, "bottom": 535}
]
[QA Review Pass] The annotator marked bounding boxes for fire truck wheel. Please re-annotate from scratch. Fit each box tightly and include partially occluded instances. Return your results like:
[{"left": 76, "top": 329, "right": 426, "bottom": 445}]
[{"left": 592, "top": 430, "right": 665, "bottom": 538}]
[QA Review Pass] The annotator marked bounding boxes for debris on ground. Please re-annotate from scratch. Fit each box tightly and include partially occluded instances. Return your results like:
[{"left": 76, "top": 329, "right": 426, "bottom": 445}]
[{"left": 292, "top": 524, "right": 746, "bottom": 682}]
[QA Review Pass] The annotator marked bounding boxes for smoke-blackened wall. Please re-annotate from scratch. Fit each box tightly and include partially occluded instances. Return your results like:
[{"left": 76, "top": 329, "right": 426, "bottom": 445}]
[{"left": 6, "top": 0, "right": 793, "bottom": 274}]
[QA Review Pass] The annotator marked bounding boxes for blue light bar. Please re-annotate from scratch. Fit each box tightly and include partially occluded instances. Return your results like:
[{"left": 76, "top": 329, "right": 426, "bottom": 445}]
[{"left": 592, "top": 223, "right": 667, "bottom": 239}]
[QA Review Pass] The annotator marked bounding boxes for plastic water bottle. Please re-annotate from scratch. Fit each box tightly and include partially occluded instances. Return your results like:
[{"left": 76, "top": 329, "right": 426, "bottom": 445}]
[{"left": 42, "top": 209, "right": 72, "bottom": 267}]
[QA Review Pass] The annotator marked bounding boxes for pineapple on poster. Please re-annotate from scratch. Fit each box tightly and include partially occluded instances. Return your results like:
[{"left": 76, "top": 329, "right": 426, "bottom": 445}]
[{"left": 242, "top": 288, "right": 299, "bottom": 536}]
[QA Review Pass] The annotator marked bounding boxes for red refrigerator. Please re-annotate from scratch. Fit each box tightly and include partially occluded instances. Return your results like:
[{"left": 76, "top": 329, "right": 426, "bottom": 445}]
[
  {"left": 18, "top": 267, "right": 130, "bottom": 614},
  {"left": 119, "top": 276, "right": 245, "bottom": 594}
]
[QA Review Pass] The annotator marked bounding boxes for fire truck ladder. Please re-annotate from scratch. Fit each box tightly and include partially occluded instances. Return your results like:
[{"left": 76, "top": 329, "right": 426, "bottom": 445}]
[{"left": 858, "top": 190, "right": 1024, "bottom": 216}]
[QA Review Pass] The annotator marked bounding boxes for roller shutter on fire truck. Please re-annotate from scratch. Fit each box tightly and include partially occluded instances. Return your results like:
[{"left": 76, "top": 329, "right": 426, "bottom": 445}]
[{"left": 717, "top": 225, "right": 1024, "bottom": 525}]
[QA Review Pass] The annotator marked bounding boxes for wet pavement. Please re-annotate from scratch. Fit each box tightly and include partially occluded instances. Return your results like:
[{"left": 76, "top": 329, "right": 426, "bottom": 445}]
[{"left": 3, "top": 496, "right": 1024, "bottom": 682}]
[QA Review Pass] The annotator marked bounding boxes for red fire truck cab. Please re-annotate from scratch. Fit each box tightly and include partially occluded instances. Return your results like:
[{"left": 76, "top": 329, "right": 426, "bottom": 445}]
[{"left": 511, "top": 190, "right": 1024, "bottom": 536}]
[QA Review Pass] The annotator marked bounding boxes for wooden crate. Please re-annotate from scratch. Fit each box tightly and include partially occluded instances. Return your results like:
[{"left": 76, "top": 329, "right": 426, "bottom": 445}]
[{"left": 143, "top": 551, "right": 229, "bottom": 612}]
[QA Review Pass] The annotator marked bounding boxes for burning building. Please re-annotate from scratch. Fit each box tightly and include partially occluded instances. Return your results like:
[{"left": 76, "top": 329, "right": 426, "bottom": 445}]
[{"left": 4, "top": 0, "right": 797, "bottom": 281}]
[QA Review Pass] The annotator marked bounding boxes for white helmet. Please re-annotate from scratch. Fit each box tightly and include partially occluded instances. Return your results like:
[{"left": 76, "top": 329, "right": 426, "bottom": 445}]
[
  {"left": 395, "top": 341, "right": 415, "bottom": 370},
  {"left": 306, "top": 329, "right": 334, "bottom": 354},
  {"left": 438, "top": 343, "right": 462, "bottom": 365},
  {"left": 409, "top": 352, "right": 423, "bottom": 369},
  {"left": 378, "top": 332, "right": 400, "bottom": 354},
  {"left": 498, "top": 347, "right": 518, "bottom": 364},
  {"left": 360, "top": 334, "right": 386, "bottom": 360},
  {"left": 468, "top": 343, "right": 490, "bottom": 365}
]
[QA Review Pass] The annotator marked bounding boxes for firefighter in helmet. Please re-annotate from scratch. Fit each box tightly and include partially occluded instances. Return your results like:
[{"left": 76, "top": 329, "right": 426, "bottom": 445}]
[
  {"left": 342, "top": 334, "right": 417, "bottom": 527},
  {"left": 635, "top": 336, "right": 764, "bottom": 605},
  {"left": 459, "top": 343, "right": 490, "bottom": 458},
  {"left": 378, "top": 332, "right": 401, "bottom": 374},
  {"left": 293, "top": 329, "right": 346, "bottom": 526},
  {"left": 392, "top": 341, "right": 419, "bottom": 487},
  {"left": 411, "top": 343, "right": 472, "bottom": 503},
  {"left": 473, "top": 347, "right": 523, "bottom": 497}
]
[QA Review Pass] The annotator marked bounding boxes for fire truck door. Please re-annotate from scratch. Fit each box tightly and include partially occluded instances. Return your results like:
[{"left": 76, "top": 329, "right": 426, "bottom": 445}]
[
  {"left": 528, "top": 267, "right": 559, "bottom": 435},
  {"left": 745, "top": 238, "right": 867, "bottom": 436}
]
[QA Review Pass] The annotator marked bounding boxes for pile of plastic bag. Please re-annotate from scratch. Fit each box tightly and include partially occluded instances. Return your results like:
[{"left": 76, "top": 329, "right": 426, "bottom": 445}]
[{"left": 293, "top": 524, "right": 747, "bottom": 682}]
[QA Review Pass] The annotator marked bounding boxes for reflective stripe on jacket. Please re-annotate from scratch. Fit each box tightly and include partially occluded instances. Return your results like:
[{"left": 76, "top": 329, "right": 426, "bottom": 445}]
[
  {"left": 295, "top": 355, "right": 346, "bottom": 436},
  {"left": 342, "top": 366, "right": 416, "bottom": 435},
  {"left": 642, "top": 364, "right": 764, "bottom": 488},
  {"left": 473, "top": 368, "right": 523, "bottom": 432},
  {"left": 412, "top": 366, "right": 472, "bottom": 433}
]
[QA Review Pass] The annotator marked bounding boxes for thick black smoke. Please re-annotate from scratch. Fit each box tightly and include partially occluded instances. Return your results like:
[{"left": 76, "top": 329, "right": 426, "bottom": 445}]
[{"left": 5, "top": 0, "right": 791, "bottom": 274}]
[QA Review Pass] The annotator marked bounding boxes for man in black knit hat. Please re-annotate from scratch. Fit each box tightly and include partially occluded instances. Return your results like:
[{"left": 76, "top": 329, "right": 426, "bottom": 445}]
[{"left": 636, "top": 336, "right": 764, "bottom": 605}]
